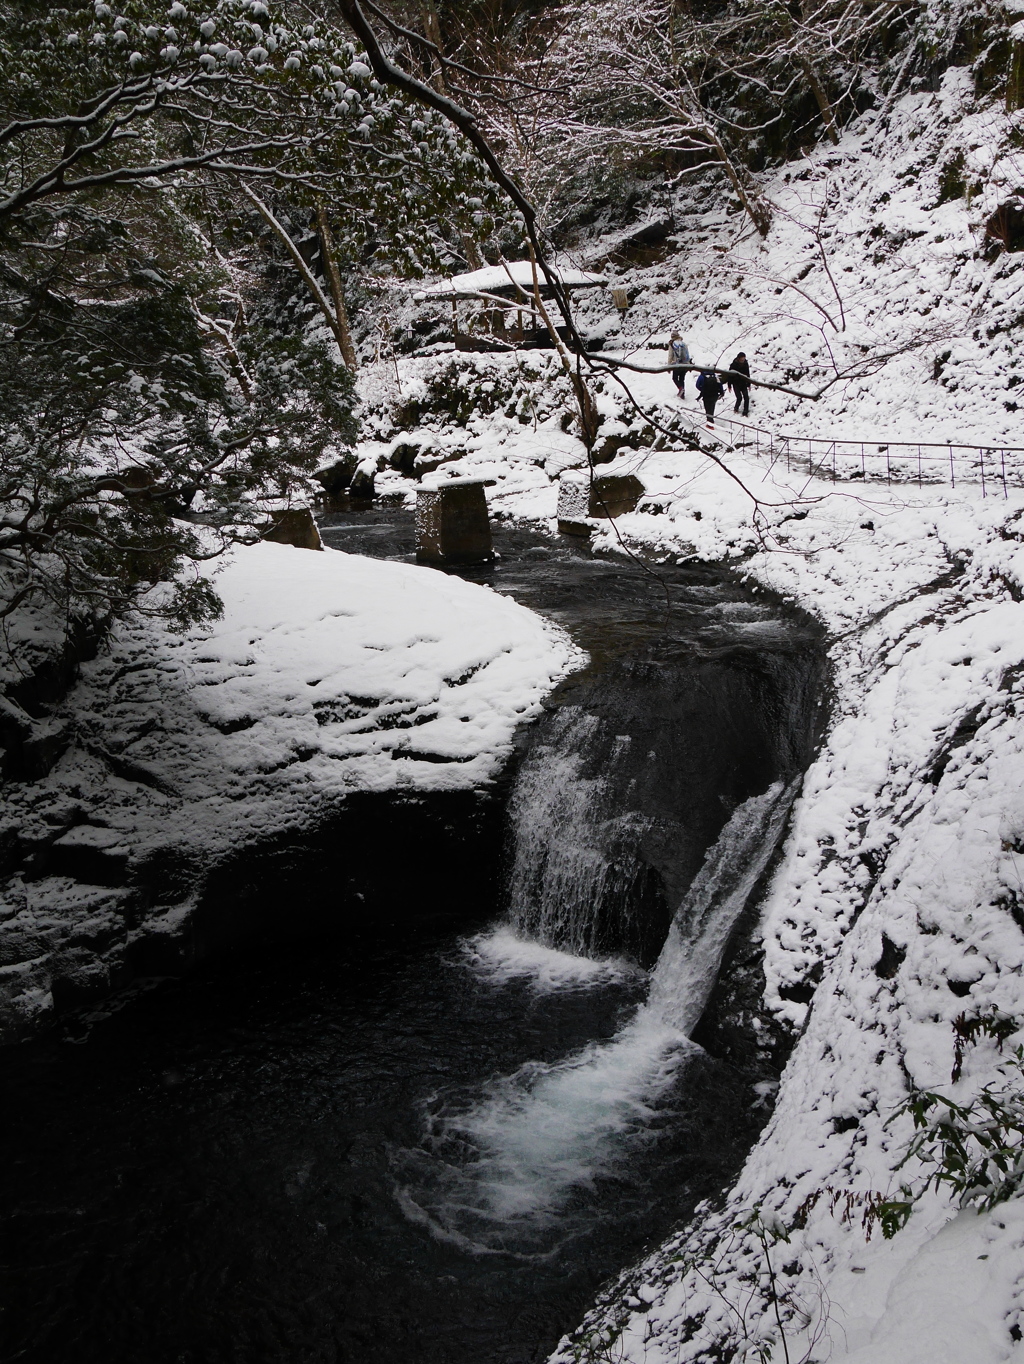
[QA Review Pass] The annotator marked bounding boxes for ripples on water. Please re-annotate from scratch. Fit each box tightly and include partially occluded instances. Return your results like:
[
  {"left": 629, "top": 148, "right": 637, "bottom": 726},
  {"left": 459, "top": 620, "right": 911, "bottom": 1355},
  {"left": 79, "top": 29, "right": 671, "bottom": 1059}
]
[{"left": 0, "top": 926, "right": 761, "bottom": 1364}]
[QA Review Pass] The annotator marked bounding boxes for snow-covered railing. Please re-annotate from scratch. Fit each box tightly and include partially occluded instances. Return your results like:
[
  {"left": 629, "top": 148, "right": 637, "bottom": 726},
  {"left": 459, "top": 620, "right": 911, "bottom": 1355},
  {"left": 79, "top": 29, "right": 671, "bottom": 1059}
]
[{"left": 708, "top": 412, "right": 1024, "bottom": 497}]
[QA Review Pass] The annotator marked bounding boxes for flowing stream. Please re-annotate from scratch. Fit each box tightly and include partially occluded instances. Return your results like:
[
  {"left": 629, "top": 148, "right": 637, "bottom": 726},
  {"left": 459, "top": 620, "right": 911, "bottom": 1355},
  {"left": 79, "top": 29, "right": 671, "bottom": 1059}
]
[{"left": 0, "top": 512, "right": 825, "bottom": 1364}]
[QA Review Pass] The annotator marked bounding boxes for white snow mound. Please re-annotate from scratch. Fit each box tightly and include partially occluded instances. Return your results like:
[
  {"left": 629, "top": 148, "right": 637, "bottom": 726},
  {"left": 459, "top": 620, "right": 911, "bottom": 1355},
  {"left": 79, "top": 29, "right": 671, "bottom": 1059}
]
[{"left": 64, "top": 541, "right": 582, "bottom": 851}]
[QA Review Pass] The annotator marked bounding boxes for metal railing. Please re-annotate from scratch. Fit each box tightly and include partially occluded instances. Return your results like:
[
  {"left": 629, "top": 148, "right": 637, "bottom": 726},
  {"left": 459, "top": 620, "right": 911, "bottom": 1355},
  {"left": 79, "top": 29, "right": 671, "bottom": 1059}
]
[{"left": 689, "top": 409, "right": 1024, "bottom": 498}]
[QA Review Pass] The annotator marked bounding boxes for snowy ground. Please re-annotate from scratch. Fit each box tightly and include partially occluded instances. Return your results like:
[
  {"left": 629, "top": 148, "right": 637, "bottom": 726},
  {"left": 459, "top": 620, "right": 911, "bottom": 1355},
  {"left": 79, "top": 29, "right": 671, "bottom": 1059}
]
[
  {"left": 0, "top": 542, "right": 579, "bottom": 1038},
  {"left": 381, "top": 64, "right": 1024, "bottom": 460},
  {"left": 562, "top": 66, "right": 1024, "bottom": 451},
  {"left": 542, "top": 454, "right": 1024, "bottom": 1364}
]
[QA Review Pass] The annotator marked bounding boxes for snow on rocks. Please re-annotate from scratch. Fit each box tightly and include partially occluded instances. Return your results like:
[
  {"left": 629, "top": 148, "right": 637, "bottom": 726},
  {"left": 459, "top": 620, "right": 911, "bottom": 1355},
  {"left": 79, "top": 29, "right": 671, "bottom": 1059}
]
[
  {"left": 353, "top": 265, "right": 1024, "bottom": 1359},
  {"left": 0, "top": 542, "right": 580, "bottom": 1040},
  {"left": 98, "top": 540, "right": 578, "bottom": 799},
  {"left": 536, "top": 459, "right": 1024, "bottom": 1362}
]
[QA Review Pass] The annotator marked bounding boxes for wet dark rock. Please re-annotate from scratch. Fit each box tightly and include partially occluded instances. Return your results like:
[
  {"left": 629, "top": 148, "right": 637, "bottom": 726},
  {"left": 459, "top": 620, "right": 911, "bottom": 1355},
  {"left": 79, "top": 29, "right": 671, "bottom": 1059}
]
[
  {"left": 314, "top": 453, "right": 359, "bottom": 500},
  {"left": 48, "top": 826, "right": 131, "bottom": 887},
  {"left": 592, "top": 431, "right": 637, "bottom": 465},
  {"left": 874, "top": 933, "right": 906, "bottom": 979},
  {"left": 349, "top": 466, "right": 376, "bottom": 501}
]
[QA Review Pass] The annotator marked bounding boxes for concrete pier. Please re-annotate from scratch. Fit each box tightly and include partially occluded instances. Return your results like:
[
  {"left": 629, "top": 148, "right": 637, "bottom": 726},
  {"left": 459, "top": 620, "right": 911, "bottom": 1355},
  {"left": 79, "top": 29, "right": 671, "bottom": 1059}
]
[
  {"left": 416, "top": 479, "right": 494, "bottom": 565},
  {"left": 262, "top": 508, "right": 323, "bottom": 550},
  {"left": 557, "top": 472, "right": 645, "bottom": 535}
]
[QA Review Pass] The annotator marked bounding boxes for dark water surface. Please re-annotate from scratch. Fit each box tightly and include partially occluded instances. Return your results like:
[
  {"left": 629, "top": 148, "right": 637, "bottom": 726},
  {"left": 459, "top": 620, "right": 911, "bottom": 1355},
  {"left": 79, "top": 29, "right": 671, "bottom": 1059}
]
[
  {"left": 0, "top": 512, "right": 824, "bottom": 1364},
  {"left": 1, "top": 932, "right": 761, "bottom": 1364}
]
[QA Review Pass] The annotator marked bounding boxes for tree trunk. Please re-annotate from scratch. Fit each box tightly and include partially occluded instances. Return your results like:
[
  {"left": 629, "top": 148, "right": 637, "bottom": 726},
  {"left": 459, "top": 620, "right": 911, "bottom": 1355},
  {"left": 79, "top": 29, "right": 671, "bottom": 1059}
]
[
  {"left": 316, "top": 204, "right": 358, "bottom": 371},
  {"left": 707, "top": 127, "right": 773, "bottom": 237},
  {"left": 242, "top": 186, "right": 353, "bottom": 365},
  {"left": 420, "top": 2, "right": 447, "bottom": 92},
  {"left": 780, "top": 6, "right": 840, "bottom": 144},
  {"left": 799, "top": 56, "right": 841, "bottom": 145}
]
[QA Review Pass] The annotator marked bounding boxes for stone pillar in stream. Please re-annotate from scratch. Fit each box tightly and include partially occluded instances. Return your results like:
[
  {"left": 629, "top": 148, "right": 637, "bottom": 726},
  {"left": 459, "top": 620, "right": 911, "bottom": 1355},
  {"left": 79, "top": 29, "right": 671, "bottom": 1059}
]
[
  {"left": 416, "top": 478, "right": 494, "bottom": 565},
  {"left": 261, "top": 508, "right": 323, "bottom": 550},
  {"left": 557, "top": 472, "right": 646, "bottom": 536}
]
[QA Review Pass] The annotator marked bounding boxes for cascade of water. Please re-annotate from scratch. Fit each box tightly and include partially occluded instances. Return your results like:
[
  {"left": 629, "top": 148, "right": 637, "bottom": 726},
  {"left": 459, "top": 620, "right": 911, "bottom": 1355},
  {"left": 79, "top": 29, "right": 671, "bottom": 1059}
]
[
  {"left": 646, "top": 778, "right": 800, "bottom": 1034},
  {"left": 400, "top": 673, "right": 805, "bottom": 1248},
  {"left": 505, "top": 706, "right": 656, "bottom": 958},
  {"left": 403, "top": 779, "right": 801, "bottom": 1246}
]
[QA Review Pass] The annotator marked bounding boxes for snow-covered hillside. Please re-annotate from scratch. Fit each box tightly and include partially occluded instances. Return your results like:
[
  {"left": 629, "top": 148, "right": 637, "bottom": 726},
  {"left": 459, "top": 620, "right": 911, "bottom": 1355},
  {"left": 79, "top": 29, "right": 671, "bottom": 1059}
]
[
  {"left": 340, "top": 68, "right": 1024, "bottom": 1364},
  {"left": 565, "top": 65, "right": 1024, "bottom": 449},
  {"left": 0, "top": 544, "right": 579, "bottom": 1041},
  {"left": 379, "top": 63, "right": 1023, "bottom": 457}
]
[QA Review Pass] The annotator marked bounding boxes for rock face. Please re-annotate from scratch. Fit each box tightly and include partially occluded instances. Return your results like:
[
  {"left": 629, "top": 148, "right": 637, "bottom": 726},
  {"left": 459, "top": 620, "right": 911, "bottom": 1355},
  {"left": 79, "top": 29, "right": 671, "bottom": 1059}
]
[
  {"left": 314, "top": 453, "right": 359, "bottom": 503},
  {"left": 262, "top": 509, "right": 323, "bottom": 550},
  {"left": 416, "top": 480, "right": 494, "bottom": 565},
  {"left": 348, "top": 465, "right": 376, "bottom": 502}
]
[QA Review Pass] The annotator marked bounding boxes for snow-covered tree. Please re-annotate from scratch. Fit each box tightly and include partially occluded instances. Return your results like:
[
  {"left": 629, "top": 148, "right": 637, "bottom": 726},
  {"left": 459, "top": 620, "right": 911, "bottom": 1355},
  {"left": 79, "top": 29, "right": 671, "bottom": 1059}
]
[{"left": 0, "top": 0, "right": 502, "bottom": 628}]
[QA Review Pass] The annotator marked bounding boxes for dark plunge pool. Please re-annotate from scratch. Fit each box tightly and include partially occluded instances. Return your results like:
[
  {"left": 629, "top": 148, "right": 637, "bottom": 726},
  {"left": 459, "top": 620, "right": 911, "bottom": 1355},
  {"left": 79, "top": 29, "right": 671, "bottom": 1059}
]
[
  {"left": 0, "top": 512, "right": 826, "bottom": 1364},
  {"left": 2, "top": 931, "right": 767, "bottom": 1364}
]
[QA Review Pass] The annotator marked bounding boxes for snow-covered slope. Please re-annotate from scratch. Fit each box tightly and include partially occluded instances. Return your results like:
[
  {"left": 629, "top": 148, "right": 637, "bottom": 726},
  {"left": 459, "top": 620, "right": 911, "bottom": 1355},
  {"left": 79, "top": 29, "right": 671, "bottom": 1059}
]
[
  {"left": 546, "top": 461, "right": 1024, "bottom": 1364},
  {"left": 562, "top": 66, "right": 1024, "bottom": 450},
  {"left": 0, "top": 543, "right": 579, "bottom": 1040},
  {"left": 342, "top": 67, "right": 1024, "bottom": 1361},
  {"left": 378, "top": 64, "right": 1023, "bottom": 460}
]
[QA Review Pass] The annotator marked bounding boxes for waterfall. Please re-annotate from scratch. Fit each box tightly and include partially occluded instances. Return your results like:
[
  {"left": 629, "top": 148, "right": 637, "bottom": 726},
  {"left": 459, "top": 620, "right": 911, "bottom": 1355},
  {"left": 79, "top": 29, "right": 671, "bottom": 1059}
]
[
  {"left": 393, "top": 639, "right": 812, "bottom": 1251},
  {"left": 505, "top": 706, "right": 658, "bottom": 960},
  {"left": 646, "top": 777, "right": 800, "bottom": 1034},
  {"left": 398, "top": 772, "right": 801, "bottom": 1247}
]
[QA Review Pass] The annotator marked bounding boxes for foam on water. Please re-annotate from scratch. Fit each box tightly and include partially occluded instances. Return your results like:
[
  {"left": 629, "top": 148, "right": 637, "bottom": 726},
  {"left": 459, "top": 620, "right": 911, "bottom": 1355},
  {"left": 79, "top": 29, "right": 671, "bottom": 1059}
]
[
  {"left": 462, "top": 926, "right": 644, "bottom": 993},
  {"left": 399, "top": 783, "right": 803, "bottom": 1251},
  {"left": 397, "top": 1011, "right": 693, "bottom": 1251}
]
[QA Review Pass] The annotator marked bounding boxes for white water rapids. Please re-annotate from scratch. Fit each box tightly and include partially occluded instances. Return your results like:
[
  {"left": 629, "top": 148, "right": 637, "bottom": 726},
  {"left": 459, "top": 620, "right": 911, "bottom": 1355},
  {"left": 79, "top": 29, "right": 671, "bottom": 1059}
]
[{"left": 398, "top": 738, "right": 800, "bottom": 1251}]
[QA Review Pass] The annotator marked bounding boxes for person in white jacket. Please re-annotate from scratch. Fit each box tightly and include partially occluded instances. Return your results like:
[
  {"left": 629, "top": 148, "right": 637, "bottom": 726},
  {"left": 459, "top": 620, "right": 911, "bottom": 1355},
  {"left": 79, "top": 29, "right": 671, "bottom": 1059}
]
[{"left": 668, "top": 332, "right": 691, "bottom": 397}]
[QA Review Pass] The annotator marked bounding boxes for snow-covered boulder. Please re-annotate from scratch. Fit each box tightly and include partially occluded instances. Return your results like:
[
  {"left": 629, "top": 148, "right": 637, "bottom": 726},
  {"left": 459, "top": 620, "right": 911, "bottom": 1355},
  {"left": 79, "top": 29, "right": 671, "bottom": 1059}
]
[{"left": 0, "top": 542, "right": 580, "bottom": 1039}]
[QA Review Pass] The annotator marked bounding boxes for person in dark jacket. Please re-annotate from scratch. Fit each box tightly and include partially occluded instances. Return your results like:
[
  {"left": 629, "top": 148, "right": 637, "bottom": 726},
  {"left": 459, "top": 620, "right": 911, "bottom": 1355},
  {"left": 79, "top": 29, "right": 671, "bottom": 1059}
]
[
  {"left": 728, "top": 352, "right": 750, "bottom": 416},
  {"left": 695, "top": 369, "right": 724, "bottom": 428}
]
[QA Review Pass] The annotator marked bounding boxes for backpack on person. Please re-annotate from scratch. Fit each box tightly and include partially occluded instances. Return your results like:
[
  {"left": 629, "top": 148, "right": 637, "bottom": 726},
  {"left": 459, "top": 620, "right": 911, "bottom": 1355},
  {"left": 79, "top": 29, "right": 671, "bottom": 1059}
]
[{"left": 669, "top": 338, "right": 691, "bottom": 365}]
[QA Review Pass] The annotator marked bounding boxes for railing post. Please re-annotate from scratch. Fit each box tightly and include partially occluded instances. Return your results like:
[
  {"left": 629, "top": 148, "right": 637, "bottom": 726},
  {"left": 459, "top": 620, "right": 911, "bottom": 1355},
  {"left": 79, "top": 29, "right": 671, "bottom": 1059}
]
[
  {"left": 1002, "top": 448, "right": 1009, "bottom": 499},
  {"left": 949, "top": 442, "right": 955, "bottom": 490}
]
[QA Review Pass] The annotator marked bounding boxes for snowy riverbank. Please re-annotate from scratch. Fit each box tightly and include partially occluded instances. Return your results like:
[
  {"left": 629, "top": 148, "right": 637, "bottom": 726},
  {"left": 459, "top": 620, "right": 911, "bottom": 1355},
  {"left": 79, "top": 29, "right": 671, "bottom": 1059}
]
[
  {"left": 355, "top": 385, "right": 1024, "bottom": 1361},
  {"left": 540, "top": 449, "right": 1024, "bottom": 1364},
  {"left": 0, "top": 543, "right": 579, "bottom": 1041}
]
